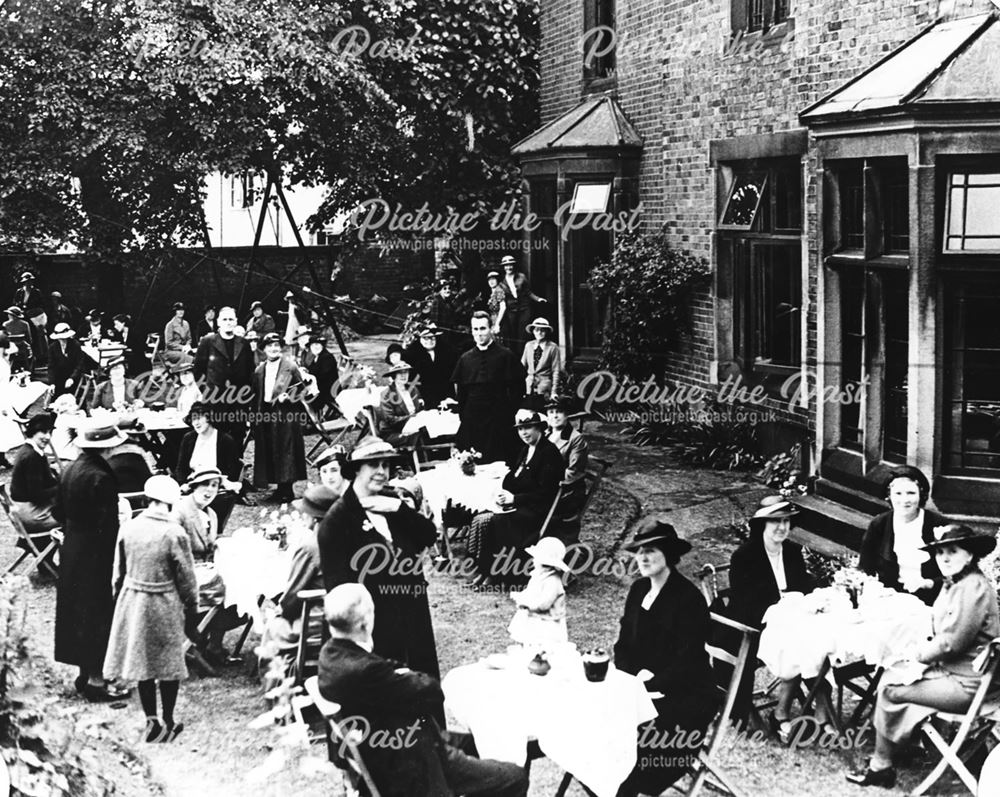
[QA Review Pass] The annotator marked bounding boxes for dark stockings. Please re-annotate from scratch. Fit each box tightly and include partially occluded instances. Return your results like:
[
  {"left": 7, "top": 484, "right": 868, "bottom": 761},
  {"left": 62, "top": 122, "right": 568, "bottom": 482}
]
[{"left": 137, "top": 679, "right": 179, "bottom": 724}]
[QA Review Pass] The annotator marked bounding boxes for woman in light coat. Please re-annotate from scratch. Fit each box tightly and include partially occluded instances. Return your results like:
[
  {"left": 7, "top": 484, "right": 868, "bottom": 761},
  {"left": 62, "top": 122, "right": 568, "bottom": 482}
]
[{"left": 104, "top": 476, "right": 198, "bottom": 743}]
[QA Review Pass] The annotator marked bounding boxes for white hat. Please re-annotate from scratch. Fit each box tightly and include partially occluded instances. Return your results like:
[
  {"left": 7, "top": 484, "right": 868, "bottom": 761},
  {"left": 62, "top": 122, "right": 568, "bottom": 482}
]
[
  {"left": 524, "top": 537, "right": 570, "bottom": 572},
  {"left": 50, "top": 322, "right": 76, "bottom": 340},
  {"left": 144, "top": 475, "right": 181, "bottom": 505}
]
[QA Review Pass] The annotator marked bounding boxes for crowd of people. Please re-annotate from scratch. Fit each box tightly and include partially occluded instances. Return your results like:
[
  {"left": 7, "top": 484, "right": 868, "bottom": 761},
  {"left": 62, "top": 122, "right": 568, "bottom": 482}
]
[{"left": 4, "top": 263, "right": 999, "bottom": 794}]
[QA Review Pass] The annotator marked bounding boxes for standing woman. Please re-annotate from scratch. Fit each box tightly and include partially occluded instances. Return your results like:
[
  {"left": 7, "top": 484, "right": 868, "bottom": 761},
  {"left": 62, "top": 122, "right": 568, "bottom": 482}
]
[
  {"left": 317, "top": 436, "right": 440, "bottom": 680},
  {"left": 53, "top": 423, "right": 130, "bottom": 701},
  {"left": 104, "top": 476, "right": 197, "bottom": 743},
  {"left": 859, "top": 466, "right": 945, "bottom": 605},
  {"left": 521, "top": 318, "right": 561, "bottom": 400},
  {"left": 613, "top": 519, "right": 718, "bottom": 797}
]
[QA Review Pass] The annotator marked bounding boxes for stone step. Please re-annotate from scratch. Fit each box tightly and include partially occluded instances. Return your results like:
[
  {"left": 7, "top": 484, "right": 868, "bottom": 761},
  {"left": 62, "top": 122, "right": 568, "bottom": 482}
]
[
  {"left": 814, "top": 477, "right": 885, "bottom": 516},
  {"left": 792, "top": 493, "right": 873, "bottom": 553}
]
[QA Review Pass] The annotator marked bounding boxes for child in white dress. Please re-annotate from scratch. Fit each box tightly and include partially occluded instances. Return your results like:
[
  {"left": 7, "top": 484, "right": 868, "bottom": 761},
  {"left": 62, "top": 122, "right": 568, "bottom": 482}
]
[{"left": 508, "top": 537, "right": 569, "bottom": 648}]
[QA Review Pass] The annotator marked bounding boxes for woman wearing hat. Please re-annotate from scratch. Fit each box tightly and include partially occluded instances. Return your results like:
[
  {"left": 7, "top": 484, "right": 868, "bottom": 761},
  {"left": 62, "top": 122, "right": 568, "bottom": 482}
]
[
  {"left": 727, "top": 496, "right": 825, "bottom": 737},
  {"left": 848, "top": 524, "right": 1000, "bottom": 787},
  {"left": 402, "top": 322, "right": 457, "bottom": 410},
  {"left": 110, "top": 314, "right": 145, "bottom": 376},
  {"left": 859, "top": 465, "right": 946, "bottom": 605},
  {"left": 47, "top": 322, "right": 89, "bottom": 397},
  {"left": 544, "top": 396, "right": 590, "bottom": 542},
  {"left": 175, "top": 403, "right": 243, "bottom": 531},
  {"left": 53, "top": 422, "right": 131, "bottom": 701},
  {"left": 468, "top": 409, "right": 563, "bottom": 588},
  {"left": 245, "top": 300, "right": 276, "bottom": 338},
  {"left": 104, "top": 475, "right": 198, "bottom": 742},
  {"left": 614, "top": 518, "right": 718, "bottom": 797},
  {"left": 90, "top": 356, "right": 141, "bottom": 411},
  {"left": 317, "top": 436, "right": 441, "bottom": 682},
  {"left": 498, "top": 255, "right": 547, "bottom": 354},
  {"left": 9, "top": 412, "right": 60, "bottom": 544},
  {"left": 314, "top": 445, "right": 347, "bottom": 495},
  {"left": 377, "top": 360, "right": 424, "bottom": 446},
  {"left": 194, "top": 306, "right": 216, "bottom": 344},
  {"left": 484, "top": 270, "right": 506, "bottom": 334},
  {"left": 167, "top": 360, "right": 202, "bottom": 419},
  {"left": 521, "top": 318, "right": 561, "bottom": 399},
  {"left": 301, "top": 335, "right": 338, "bottom": 415},
  {"left": 3, "top": 306, "right": 34, "bottom": 372},
  {"left": 163, "top": 302, "right": 193, "bottom": 367}
]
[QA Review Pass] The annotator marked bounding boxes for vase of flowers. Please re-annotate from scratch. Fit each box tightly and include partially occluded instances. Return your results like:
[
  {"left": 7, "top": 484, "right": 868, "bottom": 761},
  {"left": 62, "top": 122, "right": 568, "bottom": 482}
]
[
  {"left": 258, "top": 506, "right": 311, "bottom": 551},
  {"left": 451, "top": 447, "right": 482, "bottom": 476}
]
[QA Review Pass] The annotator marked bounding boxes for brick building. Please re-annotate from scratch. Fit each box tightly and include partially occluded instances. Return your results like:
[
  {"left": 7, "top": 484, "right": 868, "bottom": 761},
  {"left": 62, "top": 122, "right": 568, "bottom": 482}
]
[{"left": 515, "top": 0, "right": 1000, "bottom": 534}]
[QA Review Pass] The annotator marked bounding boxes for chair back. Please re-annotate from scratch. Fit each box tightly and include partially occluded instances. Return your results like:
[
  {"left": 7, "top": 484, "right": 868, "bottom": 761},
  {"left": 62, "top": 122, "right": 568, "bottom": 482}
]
[
  {"left": 293, "top": 589, "right": 329, "bottom": 686},
  {"left": 303, "top": 676, "right": 383, "bottom": 797},
  {"left": 0, "top": 483, "right": 59, "bottom": 578},
  {"left": 695, "top": 563, "right": 732, "bottom": 607},
  {"left": 145, "top": 333, "right": 161, "bottom": 367},
  {"left": 538, "top": 456, "right": 612, "bottom": 540}
]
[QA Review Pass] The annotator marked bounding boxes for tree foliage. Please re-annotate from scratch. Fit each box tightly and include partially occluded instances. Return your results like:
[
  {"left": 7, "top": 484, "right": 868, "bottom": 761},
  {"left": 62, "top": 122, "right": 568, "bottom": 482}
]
[
  {"left": 588, "top": 231, "right": 711, "bottom": 380},
  {"left": 0, "top": 0, "right": 539, "bottom": 253}
]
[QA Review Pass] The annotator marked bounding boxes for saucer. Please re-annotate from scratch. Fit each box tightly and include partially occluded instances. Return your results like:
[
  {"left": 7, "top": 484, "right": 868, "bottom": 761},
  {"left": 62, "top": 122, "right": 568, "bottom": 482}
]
[{"left": 483, "top": 653, "right": 510, "bottom": 670}]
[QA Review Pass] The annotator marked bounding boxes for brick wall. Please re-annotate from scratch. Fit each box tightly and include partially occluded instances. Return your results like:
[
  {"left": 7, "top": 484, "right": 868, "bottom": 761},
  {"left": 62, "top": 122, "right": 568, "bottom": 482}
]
[{"left": 536, "top": 0, "right": 994, "bottom": 438}]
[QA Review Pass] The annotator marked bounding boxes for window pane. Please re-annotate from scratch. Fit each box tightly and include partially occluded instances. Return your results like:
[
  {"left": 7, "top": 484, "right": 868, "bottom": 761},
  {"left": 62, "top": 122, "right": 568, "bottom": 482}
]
[
  {"left": 751, "top": 245, "right": 800, "bottom": 367},
  {"left": 531, "top": 180, "right": 556, "bottom": 218},
  {"left": 774, "top": 0, "right": 789, "bottom": 23},
  {"left": 882, "top": 166, "right": 909, "bottom": 254},
  {"left": 721, "top": 174, "right": 766, "bottom": 227},
  {"left": 840, "top": 269, "right": 864, "bottom": 450},
  {"left": 773, "top": 166, "right": 801, "bottom": 231},
  {"left": 948, "top": 187, "right": 965, "bottom": 237},
  {"left": 570, "top": 183, "right": 611, "bottom": 214},
  {"left": 964, "top": 237, "right": 1000, "bottom": 250},
  {"left": 883, "top": 275, "right": 909, "bottom": 461},
  {"left": 840, "top": 166, "right": 864, "bottom": 250},
  {"left": 967, "top": 173, "right": 1000, "bottom": 186},
  {"left": 965, "top": 187, "right": 1000, "bottom": 235},
  {"left": 748, "top": 0, "right": 765, "bottom": 32}
]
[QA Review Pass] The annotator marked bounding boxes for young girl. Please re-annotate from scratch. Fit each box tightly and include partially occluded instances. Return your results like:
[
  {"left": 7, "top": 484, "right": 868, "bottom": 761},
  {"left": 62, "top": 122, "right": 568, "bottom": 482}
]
[
  {"left": 104, "top": 475, "right": 198, "bottom": 743},
  {"left": 508, "top": 536, "right": 569, "bottom": 648}
]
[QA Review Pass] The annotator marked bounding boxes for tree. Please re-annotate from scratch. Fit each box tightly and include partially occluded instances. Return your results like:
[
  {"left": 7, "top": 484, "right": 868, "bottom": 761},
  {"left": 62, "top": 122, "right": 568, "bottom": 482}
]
[{"left": 0, "top": 0, "right": 539, "bottom": 265}]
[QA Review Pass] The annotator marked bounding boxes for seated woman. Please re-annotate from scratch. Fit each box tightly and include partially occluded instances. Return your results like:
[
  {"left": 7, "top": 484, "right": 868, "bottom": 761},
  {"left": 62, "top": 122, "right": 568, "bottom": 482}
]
[
  {"left": 728, "top": 496, "right": 829, "bottom": 738},
  {"left": 847, "top": 524, "right": 1000, "bottom": 788},
  {"left": 168, "top": 361, "right": 202, "bottom": 419},
  {"left": 614, "top": 518, "right": 718, "bottom": 797},
  {"left": 314, "top": 445, "right": 347, "bottom": 494},
  {"left": 90, "top": 357, "right": 141, "bottom": 411},
  {"left": 467, "top": 409, "right": 563, "bottom": 588},
  {"left": 544, "top": 395, "right": 590, "bottom": 542},
  {"left": 175, "top": 402, "right": 243, "bottom": 533},
  {"left": 859, "top": 465, "right": 945, "bottom": 605},
  {"left": 377, "top": 361, "right": 423, "bottom": 447},
  {"left": 10, "top": 412, "right": 60, "bottom": 555}
]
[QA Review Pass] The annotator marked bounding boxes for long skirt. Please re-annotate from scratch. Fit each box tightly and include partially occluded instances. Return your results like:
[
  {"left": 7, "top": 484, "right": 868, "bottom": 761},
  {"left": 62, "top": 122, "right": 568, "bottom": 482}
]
[
  {"left": 874, "top": 666, "right": 978, "bottom": 744},
  {"left": 54, "top": 531, "right": 115, "bottom": 673},
  {"left": 253, "top": 405, "right": 306, "bottom": 486},
  {"left": 104, "top": 585, "right": 189, "bottom": 682}
]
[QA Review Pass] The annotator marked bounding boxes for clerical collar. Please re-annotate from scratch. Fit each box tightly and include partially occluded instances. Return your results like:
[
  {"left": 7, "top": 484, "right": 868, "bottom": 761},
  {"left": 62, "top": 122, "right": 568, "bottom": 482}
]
[{"left": 476, "top": 341, "right": 493, "bottom": 351}]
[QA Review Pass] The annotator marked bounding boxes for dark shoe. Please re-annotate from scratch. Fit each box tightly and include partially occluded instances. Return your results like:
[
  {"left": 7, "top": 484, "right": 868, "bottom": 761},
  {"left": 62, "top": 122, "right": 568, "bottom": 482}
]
[
  {"left": 203, "top": 644, "right": 229, "bottom": 667},
  {"left": 82, "top": 683, "right": 130, "bottom": 703},
  {"left": 161, "top": 722, "right": 184, "bottom": 743},
  {"left": 74, "top": 675, "right": 87, "bottom": 695},
  {"left": 845, "top": 766, "right": 896, "bottom": 788},
  {"left": 143, "top": 718, "right": 165, "bottom": 743}
]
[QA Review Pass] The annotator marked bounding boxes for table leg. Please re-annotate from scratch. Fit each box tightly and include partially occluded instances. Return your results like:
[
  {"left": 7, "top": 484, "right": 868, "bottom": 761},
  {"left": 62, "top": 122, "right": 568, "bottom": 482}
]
[{"left": 800, "top": 658, "right": 842, "bottom": 732}]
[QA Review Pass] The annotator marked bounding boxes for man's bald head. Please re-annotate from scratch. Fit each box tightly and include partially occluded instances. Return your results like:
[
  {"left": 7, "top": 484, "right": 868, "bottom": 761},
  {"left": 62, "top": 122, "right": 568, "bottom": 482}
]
[{"left": 324, "top": 583, "right": 375, "bottom": 637}]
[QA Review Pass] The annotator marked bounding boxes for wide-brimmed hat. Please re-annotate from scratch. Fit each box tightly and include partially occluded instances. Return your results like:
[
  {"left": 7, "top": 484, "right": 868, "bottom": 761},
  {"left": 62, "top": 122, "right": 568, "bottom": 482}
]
[
  {"left": 922, "top": 524, "right": 997, "bottom": 557},
  {"left": 295, "top": 326, "right": 312, "bottom": 339},
  {"left": 284, "top": 290, "right": 295, "bottom": 301},
  {"left": 85, "top": 309, "right": 100, "bottom": 321},
  {"left": 250, "top": 301, "right": 263, "bottom": 311},
  {"left": 18, "top": 272, "right": 34, "bottom": 283},
  {"left": 5, "top": 306, "right": 23, "bottom": 319},
  {"left": 293, "top": 484, "right": 339, "bottom": 519},
  {"left": 544, "top": 395, "right": 575, "bottom": 413},
  {"left": 172, "top": 301, "right": 185, "bottom": 312},
  {"left": 49, "top": 323, "right": 75, "bottom": 340},
  {"left": 169, "top": 360, "right": 194, "bottom": 375},
  {"left": 748, "top": 496, "right": 799, "bottom": 531},
  {"left": 500, "top": 255, "right": 516, "bottom": 267},
  {"left": 624, "top": 517, "right": 692, "bottom": 557},
  {"left": 24, "top": 412, "right": 56, "bottom": 437},
  {"left": 183, "top": 401, "right": 213, "bottom": 426},
  {"left": 186, "top": 467, "right": 224, "bottom": 489},
  {"left": 314, "top": 444, "right": 346, "bottom": 470},
  {"left": 145, "top": 475, "right": 181, "bottom": 505},
  {"left": 525, "top": 537, "right": 570, "bottom": 572},
  {"left": 105, "top": 356, "right": 126, "bottom": 371},
  {"left": 244, "top": 330, "right": 259, "bottom": 342},
  {"left": 385, "top": 361, "right": 412, "bottom": 378},
  {"left": 51, "top": 291, "right": 62, "bottom": 300},
  {"left": 417, "top": 322, "right": 444, "bottom": 338},
  {"left": 513, "top": 408, "right": 547, "bottom": 429},
  {"left": 526, "top": 318, "right": 553, "bottom": 333},
  {"left": 486, "top": 270, "right": 500, "bottom": 279},
  {"left": 347, "top": 436, "right": 400, "bottom": 464},
  {"left": 113, "top": 313, "right": 131, "bottom": 325},
  {"left": 261, "top": 332, "right": 282, "bottom": 347},
  {"left": 309, "top": 335, "right": 327, "bottom": 345},
  {"left": 388, "top": 477, "right": 423, "bottom": 508},
  {"left": 75, "top": 423, "right": 129, "bottom": 449}
]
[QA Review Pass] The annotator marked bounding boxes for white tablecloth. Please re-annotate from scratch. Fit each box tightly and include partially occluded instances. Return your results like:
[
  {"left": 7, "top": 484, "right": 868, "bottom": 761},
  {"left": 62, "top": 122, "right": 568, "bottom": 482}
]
[
  {"left": 401, "top": 409, "right": 460, "bottom": 439},
  {"left": 758, "top": 589, "right": 933, "bottom": 680},
  {"left": 335, "top": 386, "right": 383, "bottom": 423},
  {"left": 416, "top": 460, "right": 509, "bottom": 524},
  {"left": 214, "top": 535, "right": 292, "bottom": 629},
  {"left": 444, "top": 659, "right": 656, "bottom": 797}
]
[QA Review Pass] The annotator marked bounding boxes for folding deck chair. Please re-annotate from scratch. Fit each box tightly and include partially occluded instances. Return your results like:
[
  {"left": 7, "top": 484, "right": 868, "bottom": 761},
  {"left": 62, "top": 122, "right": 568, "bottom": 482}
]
[{"left": 0, "top": 484, "right": 59, "bottom": 578}]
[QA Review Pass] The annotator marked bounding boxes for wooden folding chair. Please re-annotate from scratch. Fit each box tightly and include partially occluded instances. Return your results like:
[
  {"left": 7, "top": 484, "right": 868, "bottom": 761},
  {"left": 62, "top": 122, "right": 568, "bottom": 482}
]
[
  {"left": 538, "top": 456, "right": 611, "bottom": 543},
  {"left": 686, "top": 612, "right": 759, "bottom": 797},
  {"left": 304, "top": 675, "right": 383, "bottom": 797},
  {"left": 0, "top": 484, "right": 59, "bottom": 579},
  {"left": 909, "top": 638, "right": 1000, "bottom": 796},
  {"left": 291, "top": 589, "right": 329, "bottom": 686}
]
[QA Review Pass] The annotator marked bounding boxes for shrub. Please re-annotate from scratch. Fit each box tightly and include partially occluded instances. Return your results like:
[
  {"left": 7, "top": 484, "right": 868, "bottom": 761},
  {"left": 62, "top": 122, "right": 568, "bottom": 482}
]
[{"left": 589, "top": 231, "right": 711, "bottom": 381}]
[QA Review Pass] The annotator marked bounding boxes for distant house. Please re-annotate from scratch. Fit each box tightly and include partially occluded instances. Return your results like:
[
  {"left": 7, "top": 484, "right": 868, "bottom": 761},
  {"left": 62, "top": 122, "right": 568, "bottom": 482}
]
[{"left": 514, "top": 0, "right": 1000, "bottom": 534}]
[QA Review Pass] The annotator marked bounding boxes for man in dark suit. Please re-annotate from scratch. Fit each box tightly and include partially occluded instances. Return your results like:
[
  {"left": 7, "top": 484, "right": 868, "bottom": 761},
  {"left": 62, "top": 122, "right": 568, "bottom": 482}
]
[
  {"left": 451, "top": 311, "right": 523, "bottom": 462},
  {"left": 470, "top": 409, "right": 564, "bottom": 587},
  {"left": 193, "top": 306, "right": 255, "bottom": 443},
  {"left": 318, "top": 584, "right": 529, "bottom": 797},
  {"left": 404, "top": 322, "right": 457, "bottom": 409}
]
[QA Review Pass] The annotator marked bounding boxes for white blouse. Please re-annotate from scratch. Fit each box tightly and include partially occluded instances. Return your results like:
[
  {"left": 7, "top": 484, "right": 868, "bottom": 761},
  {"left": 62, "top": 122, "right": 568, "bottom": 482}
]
[{"left": 189, "top": 429, "right": 218, "bottom": 474}]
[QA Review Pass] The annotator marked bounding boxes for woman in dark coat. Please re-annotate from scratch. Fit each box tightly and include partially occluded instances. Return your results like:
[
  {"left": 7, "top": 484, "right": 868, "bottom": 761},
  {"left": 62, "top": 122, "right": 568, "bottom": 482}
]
[
  {"left": 614, "top": 518, "right": 718, "bottom": 797},
  {"left": 47, "top": 323, "right": 90, "bottom": 397},
  {"left": 175, "top": 402, "right": 243, "bottom": 533},
  {"left": 468, "top": 409, "right": 563, "bottom": 587},
  {"left": 377, "top": 362, "right": 424, "bottom": 447},
  {"left": 317, "top": 436, "right": 440, "bottom": 682},
  {"left": 858, "top": 465, "right": 945, "bottom": 605},
  {"left": 53, "top": 423, "right": 130, "bottom": 701},
  {"left": 727, "top": 496, "right": 823, "bottom": 737}
]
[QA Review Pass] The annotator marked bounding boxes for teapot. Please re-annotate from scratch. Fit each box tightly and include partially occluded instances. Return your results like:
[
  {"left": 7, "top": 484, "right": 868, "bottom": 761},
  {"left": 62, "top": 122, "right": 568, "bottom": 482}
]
[{"left": 527, "top": 652, "right": 550, "bottom": 676}]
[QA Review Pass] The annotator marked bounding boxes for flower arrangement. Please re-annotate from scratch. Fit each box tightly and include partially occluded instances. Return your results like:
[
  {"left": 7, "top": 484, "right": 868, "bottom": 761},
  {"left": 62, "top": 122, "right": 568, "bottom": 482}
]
[
  {"left": 450, "top": 447, "right": 482, "bottom": 476},
  {"left": 345, "top": 363, "right": 378, "bottom": 389},
  {"left": 258, "top": 506, "right": 312, "bottom": 551},
  {"left": 831, "top": 559, "right": 880, "bottom": 607}
]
